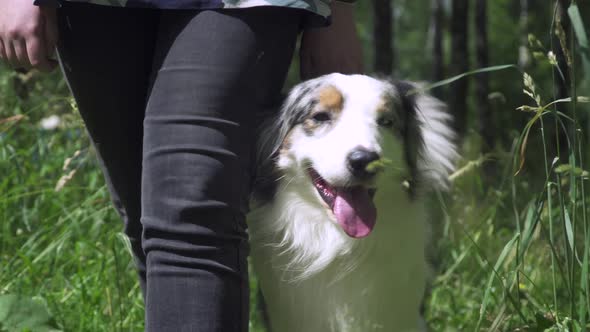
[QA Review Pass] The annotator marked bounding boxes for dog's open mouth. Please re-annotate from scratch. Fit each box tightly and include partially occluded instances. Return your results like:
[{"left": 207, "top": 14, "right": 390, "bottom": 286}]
[{"left": 308, "top": 169, "right": 377, "bottom": 239}]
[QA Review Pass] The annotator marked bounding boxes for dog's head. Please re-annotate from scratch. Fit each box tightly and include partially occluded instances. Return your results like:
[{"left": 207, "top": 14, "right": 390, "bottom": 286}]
[{"left": 255, "top": 73, "right": 457, "bottom": 239}]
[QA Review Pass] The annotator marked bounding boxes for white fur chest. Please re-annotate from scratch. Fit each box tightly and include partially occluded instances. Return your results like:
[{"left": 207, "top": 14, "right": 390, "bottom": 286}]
[{"left": 249, "top": 183, "right": 430, "bottom": 332}]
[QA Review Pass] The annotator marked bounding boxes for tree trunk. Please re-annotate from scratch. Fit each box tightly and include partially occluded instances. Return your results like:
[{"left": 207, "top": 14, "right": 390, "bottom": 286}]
[
  {"left": 373, "top": 0, "right": 394, "bottom": 75},
  {"left": 449, "top": 0, "right": 469, "bottom": 139},
  {"left": 518, "top": 0, "right": 530, "bottom": 69},
  {"left": 430, "top": 0, "right": 444, "bottom": 84},
  {"left": 475, "top": 0, "right": 492, "bottom": 152}
]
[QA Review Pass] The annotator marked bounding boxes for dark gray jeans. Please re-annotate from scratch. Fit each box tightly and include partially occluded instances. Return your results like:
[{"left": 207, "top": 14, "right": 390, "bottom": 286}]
[{"left": 56, "top": 3, "right": 301, "bottom": 330}]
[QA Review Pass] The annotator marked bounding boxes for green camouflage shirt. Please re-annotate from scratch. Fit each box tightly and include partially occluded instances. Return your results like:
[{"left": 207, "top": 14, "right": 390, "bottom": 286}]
[{"left": 34, "top": 0, "right": 356, "bottom": 23}]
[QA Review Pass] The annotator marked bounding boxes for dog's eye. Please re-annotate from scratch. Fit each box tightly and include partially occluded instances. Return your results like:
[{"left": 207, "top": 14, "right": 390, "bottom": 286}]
[
  {"left": 377, "top": 117, "right": 394, "bottom": 127},
  {"left": 311, "top": 112, "right": 332, "bottom": 123}
]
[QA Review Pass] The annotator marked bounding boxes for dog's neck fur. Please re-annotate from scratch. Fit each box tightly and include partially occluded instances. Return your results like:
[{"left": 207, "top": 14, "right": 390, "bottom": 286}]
[{"left": 249, "top": 167, "right": 430, "bottom": 332}]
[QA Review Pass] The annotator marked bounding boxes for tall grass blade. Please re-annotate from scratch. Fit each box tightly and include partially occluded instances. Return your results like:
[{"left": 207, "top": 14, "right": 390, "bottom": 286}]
[
  {"left": 408, "top": 64, "right": 518, "bottom": 95},
  {"left": 580, "top": 239, "right": 589, "bottom": 331},
  {"left": 567, "top": 4, "right": 588, "bottom": 48},
  {"left": 476, "top": 233, "right": 520, "bottom": 331},
  {"left": 567, "top": 4, "right": 589, "bottom": 76},
  {"left": 563, "top": 208, "right": 575, "bottom": 253},
  {"left": 567, "top": 3, "right": 590, "bottom": 162},
  {"left": 520, "top": 201, "right": 540, "bottom": 256}
]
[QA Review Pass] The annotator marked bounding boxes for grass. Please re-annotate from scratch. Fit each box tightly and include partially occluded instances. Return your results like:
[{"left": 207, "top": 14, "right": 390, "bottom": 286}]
[
  {"left": 1, "top": 4, "right": 588, "bottom": 331},
  {"left": 0, "top": 71, "right": 144, "bottom": 331}
]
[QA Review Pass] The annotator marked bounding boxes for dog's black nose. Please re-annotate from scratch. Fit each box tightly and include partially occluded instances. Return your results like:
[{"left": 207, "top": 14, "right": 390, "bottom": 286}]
[{"left": 347, "top": 148, "right": 381, "bottom": 177}]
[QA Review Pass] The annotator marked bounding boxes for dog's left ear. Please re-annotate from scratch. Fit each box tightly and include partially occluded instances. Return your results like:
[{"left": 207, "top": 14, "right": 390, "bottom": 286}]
[
  {"left": 252, "top": 103, "right": 285, "bottom": 203},
  {"left": 390, "top": 80, "right": 422, "bottom": 196},
  {"left": 253, "top": 78, "right": 323, "bottom": 201},
  {"left": 391, "top": 80, "right": 459, "bottom": 192}
]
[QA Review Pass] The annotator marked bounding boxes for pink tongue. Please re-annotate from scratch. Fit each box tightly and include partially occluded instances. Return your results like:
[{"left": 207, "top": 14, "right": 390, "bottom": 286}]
[{"left": 333, "top": 187, "right": 377, "bottom": 238}]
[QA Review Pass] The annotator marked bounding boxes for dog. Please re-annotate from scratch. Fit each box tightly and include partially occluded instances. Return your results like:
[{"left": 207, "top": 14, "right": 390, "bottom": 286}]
[{"left": 249, "top": 74, "right": 458, "bottom": 332}]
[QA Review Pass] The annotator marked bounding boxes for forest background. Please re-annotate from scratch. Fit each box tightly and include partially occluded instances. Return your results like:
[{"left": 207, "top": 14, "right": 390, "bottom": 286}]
[{"left": 1, "top": 0, "right": 589, "bottom": 331}]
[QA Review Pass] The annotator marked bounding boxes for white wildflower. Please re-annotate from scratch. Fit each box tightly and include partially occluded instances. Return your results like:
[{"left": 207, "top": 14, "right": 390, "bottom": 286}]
[{"left": 40, "top": 115, "right": 61, "bottom": 130}]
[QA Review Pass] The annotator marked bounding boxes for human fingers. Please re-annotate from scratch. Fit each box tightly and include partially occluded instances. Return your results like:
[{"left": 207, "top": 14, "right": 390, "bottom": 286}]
[
  {"left": 11, "top": 38, "right": 30, "bottom": 69},
  {"left": 5, "top": 39, "right": 22, "bottom": 68},
  {"left": 26, "top": 33, "right": 53, "bottom": 72},
  {"left": 0, "top": 39, "right": 8, "bottom": 64}
]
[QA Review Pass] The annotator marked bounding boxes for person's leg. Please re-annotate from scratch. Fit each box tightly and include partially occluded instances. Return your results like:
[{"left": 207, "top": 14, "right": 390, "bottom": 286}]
[
  {"left": 56, "top": 2, "right": 159, "bottom": 293},
  {"left": 142, "top": 8, "right": 301, "bottom": 331}
]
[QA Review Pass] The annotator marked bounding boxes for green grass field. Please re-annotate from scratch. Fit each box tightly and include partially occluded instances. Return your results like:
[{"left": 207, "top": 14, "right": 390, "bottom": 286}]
[{"left": 1, "top": 7, "right": 589, "bottom": 330}]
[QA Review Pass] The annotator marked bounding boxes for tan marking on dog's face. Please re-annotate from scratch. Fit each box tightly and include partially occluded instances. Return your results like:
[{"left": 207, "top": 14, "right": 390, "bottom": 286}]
[
  {"left": 376, "top": 94, "right": 393, "bottom": 114},
  {"left": 302, "top": 118, "right": 320, "bottom": 134},
  {"left": 376, "top": 95, "right": 395, "bottom": 122},
  {"left": 318, "top": 85, "right": 344, "bottom": 113},
  {"left": 375, "top": 93, "right": 402, "bottom": 135},
  {"left": 301, "top": 85, "right": 344, "bottom": 135}
]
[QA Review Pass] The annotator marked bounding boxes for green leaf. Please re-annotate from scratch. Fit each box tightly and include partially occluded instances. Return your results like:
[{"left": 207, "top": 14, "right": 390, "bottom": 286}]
[
  {"left": 365, "top": 157, "right": 392, "bottom": 173},
  {"left": 563, "top": 208, "right": 574, "bottom": 253},
  {"left": 554, "top": 164, "right": 572, "bottom": 174},
  {"left": 568, "top": 3, "right": 590, "bottom": 91},
  {"left": 554, "top": 164, "right": 588, "bottom": 177},
  {"left": 568, "top": 4, "right": 588, "bottom": 49},
  {"left": 0, "top": 294, "right": 61, "bottom": 332}
]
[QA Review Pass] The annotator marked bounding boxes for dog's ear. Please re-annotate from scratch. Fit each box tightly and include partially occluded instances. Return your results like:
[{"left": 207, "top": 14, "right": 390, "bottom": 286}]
[
  {"left": 256, "top": 79, "right": 320, "bottom": 168},
  {"left": 390, "top": 80, "right": 422, "bottom": 197},
  {"left": 392, "top": 80, "right": 458, "bottom": 192},
  {"left": 253, "top": 79, "right": 323, "bottom": 201},
  {"left": 252, "top": 100, "right": 285, "bottom": 203}
]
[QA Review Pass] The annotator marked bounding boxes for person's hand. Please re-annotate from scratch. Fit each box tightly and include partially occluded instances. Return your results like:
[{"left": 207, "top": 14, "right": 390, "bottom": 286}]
[
  {"left": 299, "top": 1, "right": 364, "bottom": 80},
  {"left": 0, "top": 1, "right": 58, "bottom": 72}
]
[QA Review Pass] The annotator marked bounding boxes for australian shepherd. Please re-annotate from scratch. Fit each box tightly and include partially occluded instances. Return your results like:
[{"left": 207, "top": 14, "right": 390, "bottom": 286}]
[{"left": 249, "top": 74, "right": 458, "bottom": 332}]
